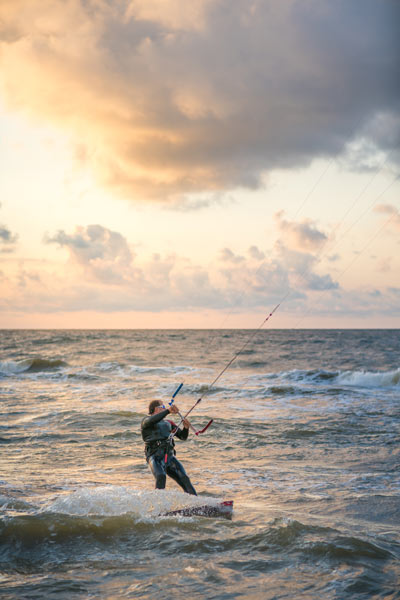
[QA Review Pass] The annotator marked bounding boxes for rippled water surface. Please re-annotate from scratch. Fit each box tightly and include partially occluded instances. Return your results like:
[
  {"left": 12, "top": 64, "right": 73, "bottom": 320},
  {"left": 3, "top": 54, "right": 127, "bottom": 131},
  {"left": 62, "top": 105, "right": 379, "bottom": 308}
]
[{"left": 1, "top": 329, "right": 399, "bottom": 599}]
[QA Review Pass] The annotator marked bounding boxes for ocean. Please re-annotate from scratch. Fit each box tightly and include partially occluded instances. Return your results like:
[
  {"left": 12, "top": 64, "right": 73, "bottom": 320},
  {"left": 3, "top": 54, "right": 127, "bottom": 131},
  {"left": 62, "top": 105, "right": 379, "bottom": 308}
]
[{"left": 1, "top": 329, "right": 399, "bottom": 599}]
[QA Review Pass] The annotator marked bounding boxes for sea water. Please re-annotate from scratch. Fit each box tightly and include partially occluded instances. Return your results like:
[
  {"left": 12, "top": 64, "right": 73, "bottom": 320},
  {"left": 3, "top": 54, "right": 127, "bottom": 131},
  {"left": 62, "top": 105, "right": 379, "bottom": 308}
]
[{"left": 1, "top": 329, "right": 399, "bottom": 599}]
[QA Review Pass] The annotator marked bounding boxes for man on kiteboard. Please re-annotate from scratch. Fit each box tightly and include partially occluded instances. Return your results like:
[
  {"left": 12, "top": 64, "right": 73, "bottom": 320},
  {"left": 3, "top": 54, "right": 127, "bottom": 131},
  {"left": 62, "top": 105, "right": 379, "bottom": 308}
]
[{"left": 141, "top": 400, "right": 197, "bottom": 495}]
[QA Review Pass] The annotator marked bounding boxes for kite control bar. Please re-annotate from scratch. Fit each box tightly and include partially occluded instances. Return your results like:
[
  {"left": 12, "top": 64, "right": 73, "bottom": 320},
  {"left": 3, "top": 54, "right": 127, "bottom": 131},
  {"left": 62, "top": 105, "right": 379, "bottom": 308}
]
[
  {"left": 168, "top": 383, "right": 212, "bottom": 436},
  {"left": 168, "top": 382, "right": 183, "bottom": 406}
]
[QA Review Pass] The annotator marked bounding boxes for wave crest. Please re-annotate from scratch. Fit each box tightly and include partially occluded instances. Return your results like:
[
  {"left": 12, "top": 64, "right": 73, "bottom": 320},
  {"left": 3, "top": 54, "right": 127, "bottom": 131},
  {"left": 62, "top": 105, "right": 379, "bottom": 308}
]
[
  {"left": 0, "top": 357, "right": 67, "bottom": 375},
  {"left": 336, "top": 368, "right": 399, "bottom": 388},
  {"left": 269, "top": 367, "right": 400, "bottom": 389}
]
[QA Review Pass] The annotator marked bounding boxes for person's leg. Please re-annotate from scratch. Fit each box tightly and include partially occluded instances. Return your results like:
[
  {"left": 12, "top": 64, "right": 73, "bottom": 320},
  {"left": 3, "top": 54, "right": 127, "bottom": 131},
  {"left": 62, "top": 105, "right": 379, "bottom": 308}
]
[
  {"left": 166, "top": 456, "right": 197, "bottom": 495},
  {"left": 148, "top": 454, "right": 167, "bottom": 489}
]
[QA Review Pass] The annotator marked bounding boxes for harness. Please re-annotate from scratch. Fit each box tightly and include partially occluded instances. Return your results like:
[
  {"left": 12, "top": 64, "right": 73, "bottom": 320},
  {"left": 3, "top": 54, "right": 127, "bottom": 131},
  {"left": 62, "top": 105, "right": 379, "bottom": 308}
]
[{"left": 145, "top": 437, "right": 175, "bottom": 459}]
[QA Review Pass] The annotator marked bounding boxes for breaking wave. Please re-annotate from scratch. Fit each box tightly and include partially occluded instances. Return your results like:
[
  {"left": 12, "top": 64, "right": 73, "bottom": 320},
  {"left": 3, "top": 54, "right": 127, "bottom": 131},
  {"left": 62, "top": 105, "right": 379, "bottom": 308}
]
[
  {"left": 336, "top": 368, "right": 400, "bottom": 388},
  {"left": 1, "top": 506, "right": 391, "bottom": 569},
  {"left": 267, "top": 367, "right": 400, "bottom": 389},
  {"left": 0, "top": 357, "right": 67, "bottom": 375}
]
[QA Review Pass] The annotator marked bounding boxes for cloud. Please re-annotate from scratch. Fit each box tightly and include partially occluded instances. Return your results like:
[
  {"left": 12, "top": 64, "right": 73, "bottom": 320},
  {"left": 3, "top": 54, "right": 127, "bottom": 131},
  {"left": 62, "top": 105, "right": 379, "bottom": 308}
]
[
  {"left": 274, "top": 242, "right": 338, "bottom": 292},
  {"left": 44, "top": 224, "right": 222, "bottom": 310},
  {"left": 374, "top": 204, "right": 400, "bottom": 231},
  {"left": 388, "top": 287, "right": 400, "bottom": 298},
  {"left": 0, "top": 0, "right": 399, "bottom": 203},
  {"left": 0, "top": 225, "right": 18, "bottom": 252},
  {"left": 0, "top": 222, "right": 339, "bottom": 314},
  {"left": 275, "top": 211, "right": 327, "bottom": 252},
  {"left": 0, "top": 203, "right": 18, "bottom": 252},
  {"left": 4, "top": 221, "right": 400, "bottom": 323},
  {"left": 45, "top": 224, "right": 136, "bottom": 284},
  {"left": 376, "top": 257, "right": 392, "bottom": 274},
  {"left": 303, "top": 286, "right": 400, "bottom": 320},
  {"left": 220, "top": 247, "right": 245, "bottom": 264},
  {"left": 248, "top": 246, "right": 265, "bottom": 261}
]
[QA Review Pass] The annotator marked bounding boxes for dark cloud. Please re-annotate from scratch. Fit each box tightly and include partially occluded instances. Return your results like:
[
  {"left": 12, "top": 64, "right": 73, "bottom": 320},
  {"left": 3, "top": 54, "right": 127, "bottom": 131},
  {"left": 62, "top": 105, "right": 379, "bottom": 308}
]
[{"left": 1, "top": 0, "right": 399, "bottom": 202}]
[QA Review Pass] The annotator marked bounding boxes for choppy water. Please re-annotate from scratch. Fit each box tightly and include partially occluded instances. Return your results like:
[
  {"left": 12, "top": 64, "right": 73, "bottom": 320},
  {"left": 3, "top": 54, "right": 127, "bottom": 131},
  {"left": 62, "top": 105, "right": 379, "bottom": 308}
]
[{"left": 1, "top": 329, "right": 399, "bottom": 599}]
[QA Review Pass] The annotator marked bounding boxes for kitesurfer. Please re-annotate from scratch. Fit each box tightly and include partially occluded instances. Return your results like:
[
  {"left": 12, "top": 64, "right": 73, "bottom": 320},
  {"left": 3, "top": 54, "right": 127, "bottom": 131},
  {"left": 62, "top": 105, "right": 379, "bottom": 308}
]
[{"left": 141, "top": 400, "right": 197, "bottom": 495}]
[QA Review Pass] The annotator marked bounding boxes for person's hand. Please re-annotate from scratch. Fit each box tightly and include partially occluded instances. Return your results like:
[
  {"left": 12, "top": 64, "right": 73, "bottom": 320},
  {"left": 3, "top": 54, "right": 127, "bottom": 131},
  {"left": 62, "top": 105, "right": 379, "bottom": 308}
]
[
  {"left": 169, "top": 404, "right": 179, "bottom": 414},
  {"left": 183, "top": 419, "right": 190, "bottom": 429}
]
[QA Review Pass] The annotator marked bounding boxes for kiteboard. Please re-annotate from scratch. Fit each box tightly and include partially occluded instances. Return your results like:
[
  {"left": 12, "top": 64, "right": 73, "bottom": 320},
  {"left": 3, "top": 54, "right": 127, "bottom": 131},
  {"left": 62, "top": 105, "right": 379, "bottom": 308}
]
[{"left": 163, "top": 500, "right": 233, "bottom": 519}]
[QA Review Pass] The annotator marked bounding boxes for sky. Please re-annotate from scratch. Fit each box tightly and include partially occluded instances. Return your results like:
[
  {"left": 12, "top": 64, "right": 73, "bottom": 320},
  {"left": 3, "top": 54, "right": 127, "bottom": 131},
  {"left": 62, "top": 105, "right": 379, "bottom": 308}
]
[{"left": 0, "top": 0, "right": 399, "bottom": 329}]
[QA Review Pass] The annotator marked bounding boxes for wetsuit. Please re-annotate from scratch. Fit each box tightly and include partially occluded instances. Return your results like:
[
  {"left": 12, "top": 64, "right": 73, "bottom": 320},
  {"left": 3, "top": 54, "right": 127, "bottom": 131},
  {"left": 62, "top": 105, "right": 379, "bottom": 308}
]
[{"left": 141, "top": 409, "right": 197, "bottom": 495}]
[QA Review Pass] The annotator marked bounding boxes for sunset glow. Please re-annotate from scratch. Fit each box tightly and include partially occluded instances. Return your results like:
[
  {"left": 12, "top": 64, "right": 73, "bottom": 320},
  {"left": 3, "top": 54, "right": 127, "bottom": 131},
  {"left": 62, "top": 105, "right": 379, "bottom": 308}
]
[{"left": 1, "top": 0, "right": 399, "bottom": 328}]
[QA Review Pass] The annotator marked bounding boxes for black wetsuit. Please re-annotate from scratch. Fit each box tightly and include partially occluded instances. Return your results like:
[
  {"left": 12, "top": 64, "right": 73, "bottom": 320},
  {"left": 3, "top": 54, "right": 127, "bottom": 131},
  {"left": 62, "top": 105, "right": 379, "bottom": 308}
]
[{"left": 141, "top": 409, "right": 197, "bottom": 495}]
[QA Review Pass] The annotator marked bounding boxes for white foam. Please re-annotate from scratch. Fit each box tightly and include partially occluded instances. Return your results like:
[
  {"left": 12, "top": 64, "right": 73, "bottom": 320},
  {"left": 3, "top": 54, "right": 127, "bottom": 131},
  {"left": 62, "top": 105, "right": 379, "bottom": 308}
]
[
  {"left": 0, "top": 357, "right": 66, "bottom": 376},
  {"left": 247, "top": 367, "right": 400, "bottom": 389},
  {"left": 0, "top": 494, "right": 11, "bottom": 508},
  {"left": 127, "top": 365, "right": 196, "bottom": 376},
  {"left": 0, "top": 359, "right": 31, "bottom": 375},
  {"left": 337, "top": 368, "right": 400, "bottom": 388},
  {"left": 43, "top": 485, "right": 221, "bottom": 518}
]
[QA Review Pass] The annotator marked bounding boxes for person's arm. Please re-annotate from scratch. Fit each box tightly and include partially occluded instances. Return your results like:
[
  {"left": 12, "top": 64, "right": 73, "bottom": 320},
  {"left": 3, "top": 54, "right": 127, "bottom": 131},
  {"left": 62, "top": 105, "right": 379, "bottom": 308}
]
[
  {"left": 170, "top": 418, "right": 189, "bottom": 440},
  {"left": 175, "top": 425, "right": 189, "bottom": 440},
  {"left": 141, "top": 409, "right": 170, "bottom": 429}
]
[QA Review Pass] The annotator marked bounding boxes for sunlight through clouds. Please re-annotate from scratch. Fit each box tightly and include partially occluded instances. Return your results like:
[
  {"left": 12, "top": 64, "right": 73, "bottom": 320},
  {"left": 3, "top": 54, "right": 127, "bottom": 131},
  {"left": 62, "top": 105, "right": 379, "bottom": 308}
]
[
  {"left": 1, "top": 0, "right": 399, "bottom": 202},
  {"left": 0, "top": 0, "right": 399, "bottom": 327}
]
